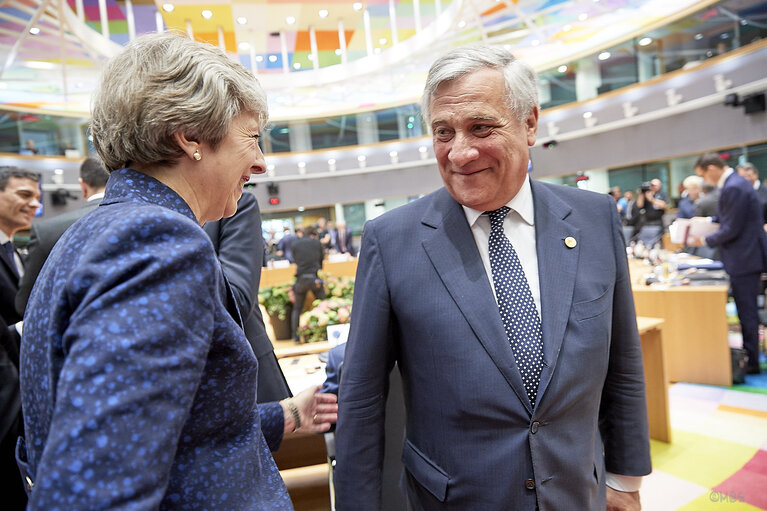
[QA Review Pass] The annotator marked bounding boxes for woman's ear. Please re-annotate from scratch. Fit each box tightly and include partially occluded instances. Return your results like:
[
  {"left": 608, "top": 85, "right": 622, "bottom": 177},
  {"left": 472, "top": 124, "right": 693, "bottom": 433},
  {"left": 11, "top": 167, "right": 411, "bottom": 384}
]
[{"left": 173, "top": 132, "right": 202, "bottom": 161}]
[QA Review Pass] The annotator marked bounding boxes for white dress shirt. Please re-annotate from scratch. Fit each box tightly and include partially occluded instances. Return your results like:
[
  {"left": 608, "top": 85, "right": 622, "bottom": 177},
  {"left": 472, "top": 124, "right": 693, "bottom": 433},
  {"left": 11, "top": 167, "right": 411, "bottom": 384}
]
[{"left": 460, "top": 174, "right": 641, "bottom": 493}]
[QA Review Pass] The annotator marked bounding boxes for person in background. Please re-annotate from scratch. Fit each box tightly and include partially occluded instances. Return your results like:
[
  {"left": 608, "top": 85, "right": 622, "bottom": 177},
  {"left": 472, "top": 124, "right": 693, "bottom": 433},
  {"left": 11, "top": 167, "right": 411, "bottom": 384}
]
[
  {"left": 0, "top": 166, "right": 40, "bottom": 511},
  {"left": 689, "top": 153, "right": 767, "bottom": 375},
  {"left": 291, "top": 226, "right": 327, "bottom": 343},
  {"left": 16, "top": 157, "right": 109, "bottom": 315},
  {"left": 612, "top": 186, "right": 627, "bottom": 219},
  {"left": 317, "top": 216, "right": 332, "bottom": 253},
  {"left": 204, "top": 192, "right": 291, "bottom": 402},
  {"left": 676, "top": 175, "right": 702, "bottom": 219},
  {"left": 737, "top": 162, "right": 767, "bottom": 225},
  {"left": 18, "top": 32, "right": 336, "bottom": 510},
  {"left": 635, "top": 180, "right": 667, "bottom": 247},
  {"left": 23, "top": 140, "right": 38, "bottom": 155},
  {"left": 330, "top": 220, "right": 356, "bottom": 257},
  {"left": 694, "top": 182, "right": 719, "bottom": 217},
  {"left": 335, "top": 45, "right": 650, "bottom": 511},
  {"left": 276, "top": 225, "right": 296, "bottom": 262}
]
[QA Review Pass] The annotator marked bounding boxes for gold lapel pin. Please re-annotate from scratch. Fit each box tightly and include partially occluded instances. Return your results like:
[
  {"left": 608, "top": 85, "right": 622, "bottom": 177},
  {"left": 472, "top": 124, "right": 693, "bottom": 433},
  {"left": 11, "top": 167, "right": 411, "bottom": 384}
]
[{"left": 564, "top": 236, "right": 577, "bottom": 248}]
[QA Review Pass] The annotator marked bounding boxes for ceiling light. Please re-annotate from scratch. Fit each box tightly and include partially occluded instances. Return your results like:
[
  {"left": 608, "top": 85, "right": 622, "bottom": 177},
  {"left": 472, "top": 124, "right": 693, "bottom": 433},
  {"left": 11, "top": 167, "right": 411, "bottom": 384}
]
[
  {"left": 236, "top": 16, "right": 247, "bottom": 25},
  {"left": 357, "top": 155, "right": 366, "bottom": 162},
  {"left": 557, "top": 65, "right": 568, "bottom": 73},
  {"left": 54, "top": 168, "right": 64, "bottom": 175},
  {"left": 639, "top": 37, "right": 652, "bottom": 46},
  {"left": 598, "top": 51, "right": 611, "bottom": 60},
  {"left": 740, "top": 19, "right": 748, "bottom": 26},
  {"left": 162, "top": 3, "right": 174, "bottom": 13},
  {"left": 308, "top": 54, "right": 315, "bottom": 61},
  {"left": 319, "top": 9, "right": 329, "bottom": 18},
  {"left": 334, "top": 48, "right": 343, "bottom": 55},
  {"left": 531, "top": 39, "right": 540, "bottom": 46},
  {"left": 256, "top": 55, "right": 264, "bottom": 62},
  {"left": 201, "top": 10, "right": 213, "bottom": 19},
  {"left": 694, "top": 33, "right": 703, "bottom": 40},
  {"left": 578, "top": 13, "right": 587, "bottom": 21},
  {"left": 286, "top": 16, "right": 296, "bottom": 25},
  {"left": 267, "top": 164, "right": 275, "bottom": 172},
  {"left": 26, "top": 61, "right": 55, "bottom": 70},
  {"left": 582, "top": 111, "right": 593, "bottom": 119},
  {"left": 379, "top": 38, "right": 387, "bottom": 45},
  {"left": 328, "top": 158, "right": 336, "bottom": 165},
  {"left": 298, "top": 206, "right": 305, "bottom": 212},
  {"left": 457, "top": 20, "right": 467, "bottom": 29},
  {"left": 293, "top": 62, "right": 301, "bottom": 69},
  {"left": 268, "top": 55, "right": 277, "bottom": 62},
  {"left": 29, "top": 27, "right": 40, "bottom": 35},
  {"left": 353, "top": 3, "right": 363, "bottom": 11},
  {"left": 238, "top": 42, "right": 250, "bottom": 51}
]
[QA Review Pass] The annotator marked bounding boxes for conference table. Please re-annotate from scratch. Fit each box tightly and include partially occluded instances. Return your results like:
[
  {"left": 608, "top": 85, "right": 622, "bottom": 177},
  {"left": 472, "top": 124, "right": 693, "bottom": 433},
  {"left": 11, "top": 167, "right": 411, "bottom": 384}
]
[{"left": 628, "top": 259, "right": 731, "bottom": 386}]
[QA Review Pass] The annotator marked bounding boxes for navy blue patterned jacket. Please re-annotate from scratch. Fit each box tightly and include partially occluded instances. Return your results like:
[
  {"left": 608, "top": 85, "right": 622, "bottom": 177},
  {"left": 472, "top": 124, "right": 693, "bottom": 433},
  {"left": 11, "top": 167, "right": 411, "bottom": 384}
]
[{"left": 20, "top": 168, "right": 293, "bottom": 510}]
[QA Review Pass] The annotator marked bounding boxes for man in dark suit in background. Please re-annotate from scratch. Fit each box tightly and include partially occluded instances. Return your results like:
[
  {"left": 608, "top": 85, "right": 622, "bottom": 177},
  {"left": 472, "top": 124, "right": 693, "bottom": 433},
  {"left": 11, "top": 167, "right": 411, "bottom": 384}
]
[
  {"left": 16, "top": 158, "right": 108, "bottom": 315},
  {"left": 0, "top": 166, "right": 41, "bottom": 510},
  {"left": 203, "top": 192, "right": 291, "bottom": 402},
  {"left": 690, "top": 154, "right": 767, "bottom": 375},
  {"left": 335, "top": 46, "right": 650, "bottom": 511},
  {"left": 290, "top": 227, "right": 326, "bottom": 343},
  {"left": 737, "top": 162, "right": 767, "bottom": 225},
  {"left": 330, "top": 220, "right": 356, "bottom": 257}
]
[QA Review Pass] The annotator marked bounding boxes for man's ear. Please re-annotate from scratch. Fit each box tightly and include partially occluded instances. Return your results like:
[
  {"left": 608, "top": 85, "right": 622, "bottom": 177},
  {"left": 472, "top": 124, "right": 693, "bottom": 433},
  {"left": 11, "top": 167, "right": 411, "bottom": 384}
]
[
  {"left": 526, "top": 106, "right": 539, "bottom": 147},
  {"left": 173, "top": 132, "right": 200, "bottom": 161}
]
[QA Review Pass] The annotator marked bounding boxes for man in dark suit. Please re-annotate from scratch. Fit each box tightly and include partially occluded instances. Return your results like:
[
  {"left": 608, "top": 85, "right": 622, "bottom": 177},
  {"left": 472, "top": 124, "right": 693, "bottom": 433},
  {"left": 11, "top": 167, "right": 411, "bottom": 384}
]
[
  {"left": 0, "top": 166, "right": 41, "bottom": 510},
  {"left": 203, "top": 192, "right": 291, "bottom": 402},
  {"left": 330, "top": 220, "right": 356, "bottom": 257},
  {"left": 335, "top": 46, "right": 650, "bottom": 511},
  {"left": 737, "top": 162, "right": 767, "bottom": 225},
  {"left": 290, "top": 227, "right": 326, "bottom": 342},
  {"left": 690, "top": 154, "right": 767, "bottom": 375},
  {"left": 15, "top": 158, "right": 108, "bottom": 315}
]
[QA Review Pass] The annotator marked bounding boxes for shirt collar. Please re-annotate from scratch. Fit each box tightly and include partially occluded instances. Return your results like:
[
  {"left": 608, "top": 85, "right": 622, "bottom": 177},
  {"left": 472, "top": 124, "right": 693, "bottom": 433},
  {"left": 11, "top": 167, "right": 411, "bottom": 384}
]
[
  {"left": 717, "top": 167, "right": 734, "bottom": 189},
  {"left": 462, "top": 174, "right": 535, "bottom": 227},
  {"left": 0, "top": 230, "right": 10, "bottom": 244},
  {"left": 86, "top": 192, "right": 105, "bottom": 202}
]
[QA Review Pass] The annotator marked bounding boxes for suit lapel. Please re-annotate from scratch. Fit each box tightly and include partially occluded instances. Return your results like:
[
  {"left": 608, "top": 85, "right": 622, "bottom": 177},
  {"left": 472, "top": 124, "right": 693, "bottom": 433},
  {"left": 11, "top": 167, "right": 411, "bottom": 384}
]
[
  {"left": 421, "top": 189, "right": 533, "bottom": 413},
  {"left": 531, "top": 182, "right": 579, "bottom": 405},
  {"left": 0, "top": 244, "right": 19, "bottom": 282}
]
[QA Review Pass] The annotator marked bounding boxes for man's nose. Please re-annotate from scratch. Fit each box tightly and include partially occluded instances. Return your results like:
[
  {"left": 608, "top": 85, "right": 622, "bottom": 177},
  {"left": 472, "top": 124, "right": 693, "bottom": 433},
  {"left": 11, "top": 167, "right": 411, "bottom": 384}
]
[{"left": 447, "top": 134, "right": 479, "bottom": 166}]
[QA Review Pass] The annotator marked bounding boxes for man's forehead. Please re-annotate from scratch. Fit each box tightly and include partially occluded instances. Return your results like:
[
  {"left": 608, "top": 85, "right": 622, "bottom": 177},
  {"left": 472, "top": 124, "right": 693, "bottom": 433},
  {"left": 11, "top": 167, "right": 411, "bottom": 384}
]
[{"left": 5, "top": 177, "right": 39, "bottom": 192}]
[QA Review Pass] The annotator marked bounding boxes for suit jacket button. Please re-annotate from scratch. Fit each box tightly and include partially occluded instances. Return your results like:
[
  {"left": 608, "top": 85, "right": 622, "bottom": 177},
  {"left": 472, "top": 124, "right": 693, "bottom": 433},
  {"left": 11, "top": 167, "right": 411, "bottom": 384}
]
[
  {"left": 531, "top": 421, "right": 539, "bottom": 434},
  {"left": 525, "top": 479, "right": 536, "bottom": 490}
]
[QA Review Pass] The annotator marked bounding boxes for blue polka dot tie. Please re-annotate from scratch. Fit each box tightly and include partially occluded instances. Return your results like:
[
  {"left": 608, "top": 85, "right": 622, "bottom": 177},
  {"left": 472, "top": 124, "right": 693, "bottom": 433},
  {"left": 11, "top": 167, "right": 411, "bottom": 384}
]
[{"left": 487, "top": 207, "right": 544, "bottom": 407}]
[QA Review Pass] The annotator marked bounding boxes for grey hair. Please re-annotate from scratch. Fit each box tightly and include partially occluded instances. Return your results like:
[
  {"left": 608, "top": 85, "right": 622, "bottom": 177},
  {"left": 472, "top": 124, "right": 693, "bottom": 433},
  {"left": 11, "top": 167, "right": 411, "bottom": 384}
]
[
  {"left": 737, "top": 161, "right": 758, "bottom": 175},
  {"left": 421, "top": 44, "right": 538, "bottom": 124},
  {"left": 91, "top": 31, "right": 268, "bottom": 172},
  {"left": 682, "top": 175, "right": 702, "bottom": 189}
]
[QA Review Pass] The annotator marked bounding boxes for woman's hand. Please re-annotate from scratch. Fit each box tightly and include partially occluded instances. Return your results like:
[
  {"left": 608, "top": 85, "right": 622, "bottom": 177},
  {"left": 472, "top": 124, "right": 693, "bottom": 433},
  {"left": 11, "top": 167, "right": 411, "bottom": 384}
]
[{"left": 281, "top": 385, "right": 338, "bottom": 434}]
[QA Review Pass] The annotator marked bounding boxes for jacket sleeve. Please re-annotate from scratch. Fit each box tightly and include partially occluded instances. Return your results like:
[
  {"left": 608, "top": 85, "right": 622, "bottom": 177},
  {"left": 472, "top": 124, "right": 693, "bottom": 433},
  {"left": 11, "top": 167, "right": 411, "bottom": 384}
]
[
  {"left": 599, "top": 195, "right": 652, "bottom": 477},
  {"left": 334, "top": 220, "right": 397, "bottom": 511}
]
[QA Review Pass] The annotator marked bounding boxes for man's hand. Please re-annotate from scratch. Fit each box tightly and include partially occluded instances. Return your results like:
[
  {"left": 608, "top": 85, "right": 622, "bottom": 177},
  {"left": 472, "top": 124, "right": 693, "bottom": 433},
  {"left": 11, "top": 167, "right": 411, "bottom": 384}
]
[
  {"left": 686, "top": 235, "right": 705, "bottom": 247},
  {"left": 606, "top": 487, "right": 641, "bottom": 511}
]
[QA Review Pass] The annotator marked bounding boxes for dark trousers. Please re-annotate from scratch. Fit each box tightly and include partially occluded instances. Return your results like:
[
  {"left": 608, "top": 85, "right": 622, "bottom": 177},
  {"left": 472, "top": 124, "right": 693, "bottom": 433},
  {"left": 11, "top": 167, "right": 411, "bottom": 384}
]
[
  {"left": 291, "top": 275, "right": 326, "bottom": 341},
  {"left": 730, "top": 272, "right": 762, "bottom": 372}
]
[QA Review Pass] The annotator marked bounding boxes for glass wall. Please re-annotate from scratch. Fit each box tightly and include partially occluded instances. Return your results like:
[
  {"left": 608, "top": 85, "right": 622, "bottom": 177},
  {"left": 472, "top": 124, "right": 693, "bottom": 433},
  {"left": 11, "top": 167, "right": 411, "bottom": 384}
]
[{"left": 1, "top": 0, "right": 765, "bottom": 158}]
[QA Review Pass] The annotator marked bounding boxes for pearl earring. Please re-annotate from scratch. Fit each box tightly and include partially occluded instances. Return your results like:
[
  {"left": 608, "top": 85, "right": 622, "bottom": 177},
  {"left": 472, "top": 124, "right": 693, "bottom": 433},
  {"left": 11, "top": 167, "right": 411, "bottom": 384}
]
[{"left": 193, "top": 149, "right": 202, "bottom": 161}]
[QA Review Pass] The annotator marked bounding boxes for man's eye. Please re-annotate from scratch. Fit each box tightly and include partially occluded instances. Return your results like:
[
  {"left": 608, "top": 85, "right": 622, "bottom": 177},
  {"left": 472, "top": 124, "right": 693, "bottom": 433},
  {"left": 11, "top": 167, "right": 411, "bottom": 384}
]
[
  {"left": 251, "top": 134, "right": 260, "bottom": 140},
  {"left": 473, "top": 125, "right": 493, "bottom": 136}
]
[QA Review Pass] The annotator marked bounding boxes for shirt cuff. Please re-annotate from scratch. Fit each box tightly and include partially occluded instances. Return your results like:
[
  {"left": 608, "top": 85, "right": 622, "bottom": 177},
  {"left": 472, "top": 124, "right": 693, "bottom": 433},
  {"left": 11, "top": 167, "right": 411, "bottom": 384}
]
[
  {"left": 14, "top": 322, "right": 22, "bottom": 335},
  {"left": 606, "top": 472, "right": 643, "bottom": 492}
]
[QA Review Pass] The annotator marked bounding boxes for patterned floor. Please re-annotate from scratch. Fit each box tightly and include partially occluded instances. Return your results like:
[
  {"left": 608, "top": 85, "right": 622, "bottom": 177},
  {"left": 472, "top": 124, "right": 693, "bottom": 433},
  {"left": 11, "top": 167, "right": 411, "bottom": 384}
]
[{"left": 641, "top": 360, "right": 767, "bottom": 510}]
